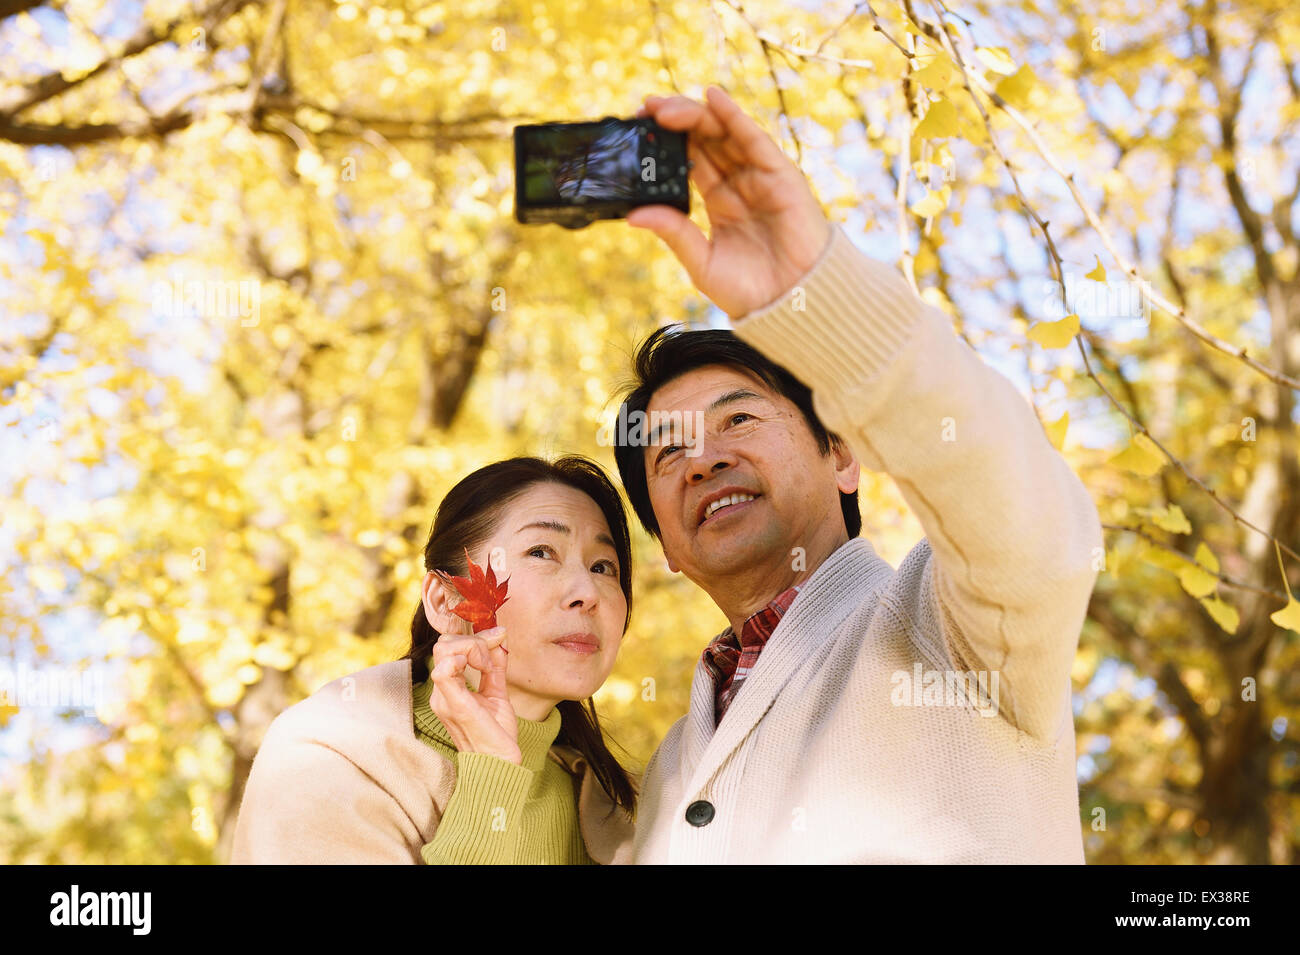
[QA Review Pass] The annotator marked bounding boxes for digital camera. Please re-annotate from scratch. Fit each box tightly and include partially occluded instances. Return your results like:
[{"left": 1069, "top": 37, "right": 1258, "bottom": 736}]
[{"left": 514, "top": 116, "right": 690, "bottom": 229}]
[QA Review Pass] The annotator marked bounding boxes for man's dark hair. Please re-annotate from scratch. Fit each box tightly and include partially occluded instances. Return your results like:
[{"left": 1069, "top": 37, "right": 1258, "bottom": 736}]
[{"left": 612, "top": 325, "right": 861, "bottom": 541}]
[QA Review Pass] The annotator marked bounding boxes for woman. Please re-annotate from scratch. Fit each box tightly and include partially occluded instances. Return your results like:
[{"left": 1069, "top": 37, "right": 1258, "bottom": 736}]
[{"left": 232, "top": 456, "right": 637, "bottom": 864}]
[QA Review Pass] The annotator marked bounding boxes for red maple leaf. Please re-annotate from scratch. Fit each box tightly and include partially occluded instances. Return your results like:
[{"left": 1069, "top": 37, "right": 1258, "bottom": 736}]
[{"left": 434, "top": 548, "right": 510, "bottom": 632}]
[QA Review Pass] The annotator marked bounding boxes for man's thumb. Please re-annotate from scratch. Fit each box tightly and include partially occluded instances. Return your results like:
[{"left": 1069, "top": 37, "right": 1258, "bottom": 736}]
[{"left": 627, "top": 206, "right": 709, "bottom": 282}]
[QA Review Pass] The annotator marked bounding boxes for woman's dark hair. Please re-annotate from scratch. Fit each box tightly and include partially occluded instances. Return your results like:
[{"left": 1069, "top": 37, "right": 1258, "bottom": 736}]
[
  {"left": 401, "top": 455, "right": 636, "bottom": 815},
  {"left": 612, "top": 324, "right": 861, "bottom": 540}
]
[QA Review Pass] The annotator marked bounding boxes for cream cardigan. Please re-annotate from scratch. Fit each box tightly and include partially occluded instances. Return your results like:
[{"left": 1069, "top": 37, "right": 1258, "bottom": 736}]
[
  {"left": 231, "top": 659, "right": 635, "bottom": 864},
  {"left": 632, "top": 224, "right": 1103, "bottom": 863}
]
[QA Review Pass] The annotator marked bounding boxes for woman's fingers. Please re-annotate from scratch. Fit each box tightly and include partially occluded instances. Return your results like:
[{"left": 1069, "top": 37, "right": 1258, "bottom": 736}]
[
  {"left": 472, "top": 625, "right": 507, "bottom": 649},
  {"left": 433, "top": 631, "right": 503, "bottom": 658},
  {"left": 475, "top": 643, "right": 511, "bottom": 700},
  {"left": 431, "top": 628, "right": 509, "bottom": 701},
  {"left": 431, "top": 631, "right": 504, "bottom": 673},
  {"left": 429, "top": 647, "right": 520, "bottom": 762},
  {"left": 430, "top": 658, "right": 477, "bottom": 742}
]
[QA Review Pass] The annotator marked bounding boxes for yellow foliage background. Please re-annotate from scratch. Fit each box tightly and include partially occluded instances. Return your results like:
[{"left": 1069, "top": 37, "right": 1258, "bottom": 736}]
[{"left": 1, "top": 0, "right": 1298, "bottom": 863}]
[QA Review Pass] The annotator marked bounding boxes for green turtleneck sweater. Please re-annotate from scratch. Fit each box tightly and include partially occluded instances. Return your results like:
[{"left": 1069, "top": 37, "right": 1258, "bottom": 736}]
[{"left": 412, "top": 678, "right": 593, "bottom": 865}]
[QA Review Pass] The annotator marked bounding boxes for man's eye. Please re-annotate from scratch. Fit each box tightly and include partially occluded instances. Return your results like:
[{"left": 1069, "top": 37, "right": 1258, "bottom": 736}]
[
  {"left": 729, "top": 412, "right": 752, "bottom": 426},
  {"left": 656, "top": 444, "right": 682, "bottom": 464}
]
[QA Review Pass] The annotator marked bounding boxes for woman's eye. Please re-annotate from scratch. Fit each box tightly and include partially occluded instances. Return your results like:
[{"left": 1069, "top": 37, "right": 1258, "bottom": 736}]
[
  {"left": 592, "top": 560, "right": 618, "bottom": 575},
  {"left": 656, "top": 444, "right": 681, "bottom": 464},
  {"left": 527, "top": 545, "right": 552, "bottom": 559}
]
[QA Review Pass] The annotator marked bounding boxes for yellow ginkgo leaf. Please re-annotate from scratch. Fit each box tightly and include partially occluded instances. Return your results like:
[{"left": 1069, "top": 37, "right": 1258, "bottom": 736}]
[
  {"left": 975, "top": 46, "right": 1018, "bottom": 75},
  {"left": 1027, "top": 313, "right": 1080, "bottom": 348},
  {"left": 1200, "top": 596, "right": 1239, "bottom": 634},
  {"left": 1043, "top": 410, "right": 1069, "bottom": 451},
  {"left": 1140, "top": 545, "right": 1186, "bottom": 574},
  {"left": 995, "top": 64, "right": 1039, "bottom": 109},
  {"left": 1177, "top": 543, "right": 1220, "bottom": 598},
  {"left": 1178, "top": 562, "right": 1218, "bottom": 598},
  {"left": 1270, "top": 599, "right": 1300, "bottom": 633},
  {"left": 1085, "top": 255, "right": 1107, "bottom": 282},
  {"left": 1194, "top": 541, "right": 1219, "bottom": 573},
  {"left": 1109, "top": 432, "right": 1165, "bottom": 477},
  {"left": 913, "top": 51, "right": 955, "bottom": 88},
  {"left": 910, "top": 188, "right": 949, "bottom": 218},
  {"left": 915, "top": 97, "right": 959, "bottom": 139},
  {"left": 1151, "top": 504, "right": 1191, "bottom": 534}
]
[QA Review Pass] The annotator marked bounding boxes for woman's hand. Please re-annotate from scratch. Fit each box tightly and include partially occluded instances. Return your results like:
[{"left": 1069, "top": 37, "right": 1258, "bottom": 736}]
[
  {"left": 626, "top": 85, "right": 833, "bottom": 320},
  {"left": 429, "top": 626, "right": 521, "bottom": 765}
]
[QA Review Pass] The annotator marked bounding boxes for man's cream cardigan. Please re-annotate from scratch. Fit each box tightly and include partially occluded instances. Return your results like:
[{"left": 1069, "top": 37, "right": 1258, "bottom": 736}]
[{"left": 632, "top": 224, "right": 1104, "bottom": 864}]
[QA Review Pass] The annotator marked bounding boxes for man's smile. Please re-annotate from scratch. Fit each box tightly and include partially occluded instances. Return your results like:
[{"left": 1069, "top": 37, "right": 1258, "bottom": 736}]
[{"left": 695, "top": 487, "right": 762, "bottom": 527}]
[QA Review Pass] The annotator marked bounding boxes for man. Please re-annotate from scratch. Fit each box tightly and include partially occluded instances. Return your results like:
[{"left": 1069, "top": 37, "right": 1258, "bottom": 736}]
[{"left": 612, "top": 87, "right": 1103, "bottom": 863}]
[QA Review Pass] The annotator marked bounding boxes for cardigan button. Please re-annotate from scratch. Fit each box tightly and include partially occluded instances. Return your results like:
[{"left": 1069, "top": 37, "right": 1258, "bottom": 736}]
[{"left": 685, "top": 800, "right": 715, "bottom": 827}]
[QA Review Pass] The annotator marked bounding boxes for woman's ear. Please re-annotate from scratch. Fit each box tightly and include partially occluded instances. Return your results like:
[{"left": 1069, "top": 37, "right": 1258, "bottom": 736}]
[{"left": 421, "top": 571, "right": 473, "bottom": 636}]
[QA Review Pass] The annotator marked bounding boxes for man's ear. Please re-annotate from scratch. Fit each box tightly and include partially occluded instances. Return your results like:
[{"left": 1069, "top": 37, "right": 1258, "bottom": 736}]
[
  {"left": 421, "top": 572, "right": 473, "bottom": 636},
  {"left": 659, "top": 542, "right": 680, "bottom": 574},
  {"left": 830, "top": 435, "right": 860, "bottom": 495}
]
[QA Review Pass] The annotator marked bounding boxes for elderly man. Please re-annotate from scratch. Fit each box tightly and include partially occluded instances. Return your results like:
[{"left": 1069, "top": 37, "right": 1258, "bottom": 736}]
[{"left": 613, "top": 87, "right": 1102, "bottom": 863}]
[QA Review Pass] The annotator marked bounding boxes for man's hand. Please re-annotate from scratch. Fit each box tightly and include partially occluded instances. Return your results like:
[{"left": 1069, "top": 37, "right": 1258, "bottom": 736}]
[{"left": 627, "top": 85, "right": 833, "bottom": 320}]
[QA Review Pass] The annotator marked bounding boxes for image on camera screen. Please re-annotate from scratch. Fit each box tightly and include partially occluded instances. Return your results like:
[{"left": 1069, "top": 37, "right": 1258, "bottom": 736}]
[{"left": 522, "top": 120, "right": 640, "bottom": 204}]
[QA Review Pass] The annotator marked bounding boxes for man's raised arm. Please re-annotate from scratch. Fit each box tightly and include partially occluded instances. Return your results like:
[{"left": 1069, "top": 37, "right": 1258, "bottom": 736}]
[
  {"left": 730, "top": 223, "right": 1102, "bottom": 741},
  {"left": 628, "top": 86, "right": 1102, "bottom": 742}
]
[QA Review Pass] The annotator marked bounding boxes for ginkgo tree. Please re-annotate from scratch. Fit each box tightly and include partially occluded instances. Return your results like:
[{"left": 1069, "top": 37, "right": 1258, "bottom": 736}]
[{"left": 0, "top": 0, "right": 1297, "bottom": 864}]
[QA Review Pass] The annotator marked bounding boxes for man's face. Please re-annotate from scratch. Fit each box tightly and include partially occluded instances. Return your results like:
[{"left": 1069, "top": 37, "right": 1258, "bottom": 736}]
[{"left": 642, "top": 364, "right": 858, "bottom": 587}]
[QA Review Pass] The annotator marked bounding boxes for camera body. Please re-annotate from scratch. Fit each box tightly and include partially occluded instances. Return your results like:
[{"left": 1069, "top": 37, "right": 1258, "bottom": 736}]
[{"left": 514, "top": 116, "right": 689, "bottom": 229}]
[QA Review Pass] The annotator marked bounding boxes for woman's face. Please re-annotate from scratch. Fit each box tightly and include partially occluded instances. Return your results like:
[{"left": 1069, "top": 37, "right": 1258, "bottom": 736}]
[{"left": 431, "top": 482, "right": 627, "bottom": 717}]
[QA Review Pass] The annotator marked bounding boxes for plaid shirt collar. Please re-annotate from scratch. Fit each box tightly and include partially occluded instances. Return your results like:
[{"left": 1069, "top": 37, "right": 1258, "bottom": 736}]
[{"left": 701, "top": 584, "right": 802, "bottom": 719}]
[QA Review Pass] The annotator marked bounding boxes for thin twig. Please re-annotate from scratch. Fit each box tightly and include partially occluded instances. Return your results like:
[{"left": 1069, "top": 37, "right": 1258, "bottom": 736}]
[
  {"left": 1101, "top": 523, "right": 1289, "bottom": 602},
  {"left": 922, "top": 0, "right": 1300, "bottom": 568}
]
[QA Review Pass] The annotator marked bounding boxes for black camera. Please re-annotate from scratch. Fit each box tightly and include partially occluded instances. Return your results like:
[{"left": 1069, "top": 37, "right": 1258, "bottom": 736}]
[{"left": 514, "top": 116, "right": 690, "bottom": 229}]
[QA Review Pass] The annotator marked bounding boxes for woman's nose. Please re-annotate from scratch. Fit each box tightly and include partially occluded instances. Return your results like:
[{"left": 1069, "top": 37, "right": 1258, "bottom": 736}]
[{"left": 562, "top": 564, "right": 600, "bottom": 610}]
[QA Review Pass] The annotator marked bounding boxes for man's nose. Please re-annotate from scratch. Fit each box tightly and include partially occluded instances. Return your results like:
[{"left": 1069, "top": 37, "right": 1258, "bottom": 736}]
[{"left": 686, "top": 436, "right": 736, "bottom": 483}]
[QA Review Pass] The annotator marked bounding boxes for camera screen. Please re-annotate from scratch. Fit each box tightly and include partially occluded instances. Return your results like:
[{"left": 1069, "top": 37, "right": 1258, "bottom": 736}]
[{"left": 519, "top": 119, "right": 641, "bottom": 204}]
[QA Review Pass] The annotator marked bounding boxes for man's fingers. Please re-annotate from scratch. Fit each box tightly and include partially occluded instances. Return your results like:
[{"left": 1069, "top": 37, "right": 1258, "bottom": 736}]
[
  {"left": 702, "top": 86, "right": 790, "bottom": 173},
  {"left": 685, "top": 139, "right": 725, "bottom": 197},
  {"left": 642, "top": 87, "right": 786, "bottom": 174},
  {"left": 640, "top": 93, "right": 728, "bottom": 141}
]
